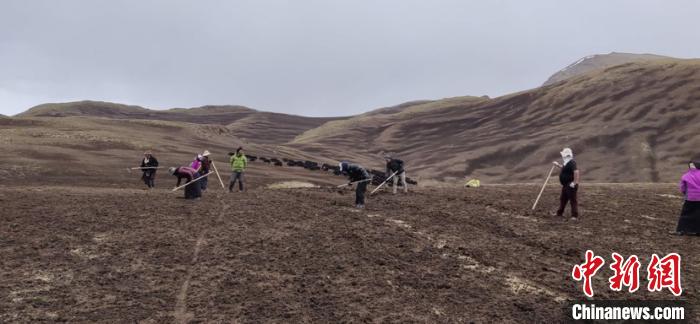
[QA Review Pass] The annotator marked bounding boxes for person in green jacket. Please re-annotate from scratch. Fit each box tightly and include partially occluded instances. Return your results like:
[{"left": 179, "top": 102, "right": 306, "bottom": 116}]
[{"left": 229, "top": 147, "right": 248, "bottom": 192}]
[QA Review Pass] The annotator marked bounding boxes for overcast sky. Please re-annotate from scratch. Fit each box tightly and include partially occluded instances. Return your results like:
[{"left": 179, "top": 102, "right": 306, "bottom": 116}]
[{"left": 1, "top": 0, "right": 699, "bottom": 116}]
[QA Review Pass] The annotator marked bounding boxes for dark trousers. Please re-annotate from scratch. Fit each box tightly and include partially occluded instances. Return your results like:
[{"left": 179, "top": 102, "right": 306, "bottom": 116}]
[
  {"left": 200, "top": 175, "right": 208, "bottom": 191},
  {"left": 356, "top": 181, "right": 368, "bottom": 205},
  {"left": 184, "top": 172, "right": 202, "bottom": 199},
  {"left": 557, "top": 185, "right": 579, "bottom": 217},
  {"left": 229, "top": 171, "right": 244, "bottom": 191},
  {"left": 677, "top": 200, "right": 700, "bottom": 233},
  {"left": 142, "top": 171, "right": 155, "bottom": 188}
]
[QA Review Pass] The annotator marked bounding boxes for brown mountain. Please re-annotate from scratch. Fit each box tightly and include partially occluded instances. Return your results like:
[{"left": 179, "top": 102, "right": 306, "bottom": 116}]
[
  {"left": 543, "top": 52, "right": 672, "bottom": 86},
  {"left": 0, "top": 115, "right": 349, "bottom": 187},
  {"left": 4, "top": 56, "right": 700, "bottom": 185},
  {"left": 292, "top": 58, "right": 700, "bottom": 183},
  {"left": 17, "top": 100, "right": 344, "bottom": 144},
  {"left": 3, "top": 101, "right": 350, "bottom": 186}
]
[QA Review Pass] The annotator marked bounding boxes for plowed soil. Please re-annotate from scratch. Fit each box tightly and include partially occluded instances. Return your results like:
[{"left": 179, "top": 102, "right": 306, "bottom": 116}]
[{"left": 1, "top": 183, "right": 697, "bottom": 322}]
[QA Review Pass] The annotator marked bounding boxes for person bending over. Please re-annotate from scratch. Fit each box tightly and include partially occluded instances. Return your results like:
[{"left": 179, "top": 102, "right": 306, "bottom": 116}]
[
  {"left": 169, "top": 166, "right": 202, "bottom": 199},
  {"left": 384, "top": 155, "right": 408, "bottom": 194},
  {"left": 340, "top": 161, "right": 371, "bottom": 209}
]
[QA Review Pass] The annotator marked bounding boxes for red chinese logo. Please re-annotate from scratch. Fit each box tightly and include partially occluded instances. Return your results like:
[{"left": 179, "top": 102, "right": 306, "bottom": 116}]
[
  {"left": 572, "top": 251, "right": 682, "bottom": 297},
  {"left": 647, "top": 253, "right": 682, "bottom": 296},
  {"left": 572, "top": 250, "right": 605, "bottom": 297},
  {"left": 608, "top": 253, "right": 640, "bottom": 293}
]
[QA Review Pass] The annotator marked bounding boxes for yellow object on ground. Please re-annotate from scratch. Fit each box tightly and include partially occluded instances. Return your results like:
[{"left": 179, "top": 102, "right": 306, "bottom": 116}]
[{"left": 465, "top": 179, "right": 481, "bottom": 188}]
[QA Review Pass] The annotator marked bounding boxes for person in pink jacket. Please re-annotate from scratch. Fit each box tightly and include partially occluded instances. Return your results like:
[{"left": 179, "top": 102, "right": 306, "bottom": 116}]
[
  {"left": 190, "top": 154, "right": 203, "bottom": 172},
  {"left": 674, "top": 160, "right": 700, "bottom": 235},
  {"left": 169, "top": 166, "right": 202, "bottom": 200}
]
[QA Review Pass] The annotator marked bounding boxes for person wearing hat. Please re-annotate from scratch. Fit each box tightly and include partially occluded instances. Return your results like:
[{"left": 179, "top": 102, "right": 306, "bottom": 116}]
[
  {"left": 229, "top": 147, "right": 247, "bottom": 192},
  {"left": 553, "top": 147, "right": 580, "bottom": 220},
  {"left": 169, "top": 166, "right": 202, "bottom": 199},
  {"left": 339, "top": 161, "right": 371, "bottom": 208},
  {"left": 199, "top": 150, "right": 213, "bottom": 191},
  {"left": 384, "top": 155, "right": 407, "bottom": 194},
  {"left": 673, "top": 160, "right": 700, "bottom": 235},
  {"left": 140, "top": 151, "right": 159, "bottom": 189}
]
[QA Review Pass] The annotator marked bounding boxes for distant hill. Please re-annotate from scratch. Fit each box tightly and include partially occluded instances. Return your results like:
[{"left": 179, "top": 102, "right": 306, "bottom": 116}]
[
  {"left": 543, "top": 52, "right": 672, "bottom": 86},
  {"left": 293, "top": 58, "right": 700, "bottom": 183},
  {"left": 18, "top": 101, "right": 154, "bottom": 118},
  {"left": 293, "top": 95, "right": 487, "bottom": 148},
  {"left": 17, "top": 100, "right": 345, "bottom": 144},
  {"left": 8, "top": 54, "right": 700, "bottom": 184}
]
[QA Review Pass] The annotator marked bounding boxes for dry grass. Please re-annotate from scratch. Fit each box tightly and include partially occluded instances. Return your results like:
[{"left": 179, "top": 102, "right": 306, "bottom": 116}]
[
  {"left": 292, "top": 96, "right": 487, "bottom": 144},
  {"left": 291, "top": 58, "right": 700, "bottom": 183},
  {"left": 266, "top": 181, "right": 320, "bottom": 189}
]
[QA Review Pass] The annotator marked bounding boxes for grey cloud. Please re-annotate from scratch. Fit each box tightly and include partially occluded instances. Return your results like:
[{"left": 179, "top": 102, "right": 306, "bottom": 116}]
[{"left": 1, "top": 0, "right": 699, "bottom": 116}]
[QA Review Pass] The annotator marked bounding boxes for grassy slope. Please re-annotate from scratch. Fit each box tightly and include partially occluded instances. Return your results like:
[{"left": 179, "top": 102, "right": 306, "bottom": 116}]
[
  {"left": 6, "top": 58, "right": 700, "bottom": 184},
  {"left": 292, "top": 59, "right": 700, "bottom": 183},
  {"left": 17, "top": 101, "right": 344, "bottom": 144},
  {"left": 0, "top": 116, "right": 346, "bottom": 187}
]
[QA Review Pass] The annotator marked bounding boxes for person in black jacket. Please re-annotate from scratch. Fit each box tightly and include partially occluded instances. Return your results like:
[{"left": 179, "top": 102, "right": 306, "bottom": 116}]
[
  {"left": 553, "top": 147, "right": 580, "bottom": 220},
  {"left": 385, "top": 155, "right": 408, "bottom": 194},
  {"left": 140, "top": 151, "right": 159, "bottom": 189},
  {"left": 339, "top": 161, "right": 371, "bottom": 208}
]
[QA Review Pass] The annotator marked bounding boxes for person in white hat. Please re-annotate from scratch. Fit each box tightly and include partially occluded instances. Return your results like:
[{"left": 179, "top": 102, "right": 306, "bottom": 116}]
[
  {"left": 199, "top": 150, "right": 212, "bottom": 191},
  {"left": 553, "top": 147, "right": 580, "bottom": 220}
]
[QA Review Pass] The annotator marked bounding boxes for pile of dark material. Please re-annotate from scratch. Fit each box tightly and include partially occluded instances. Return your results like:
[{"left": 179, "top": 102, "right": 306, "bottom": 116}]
[
  {"left": 248, "top": 155, "right": 419, "bottom": 185},
  {"left": 321, "top": 163, "right": 342, "bottom": 175}
]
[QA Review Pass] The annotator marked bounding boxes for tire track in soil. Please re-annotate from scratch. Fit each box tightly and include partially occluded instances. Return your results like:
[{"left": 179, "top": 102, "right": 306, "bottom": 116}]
[{"left": 173, "top": 195, "right": 230, "bottom": 324}]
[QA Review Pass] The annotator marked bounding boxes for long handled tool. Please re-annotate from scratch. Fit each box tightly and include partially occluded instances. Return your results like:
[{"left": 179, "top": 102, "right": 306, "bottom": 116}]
[
  {"left": 370, "top": 171, "right": 399, "bottom": 195},
  {"left": 171, "top": 172, "right": 214, "bottom": 191},
  {"left": 127, "top": 166, "right": 162, "bottom": 173},
  {"left": 336, "top": 178, "right": 372, "bottom": 188},
  {"left": 532, "top": 165, "right": 555, "bottom": 210},
  {"left": 210, "top": 161, "right": 226, "bottom": 190}
]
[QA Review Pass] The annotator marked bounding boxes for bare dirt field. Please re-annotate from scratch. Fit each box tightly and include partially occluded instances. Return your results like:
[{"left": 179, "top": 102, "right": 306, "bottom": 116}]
[{"left": 1, "top": 182, "right": 697, "bottom": 323}]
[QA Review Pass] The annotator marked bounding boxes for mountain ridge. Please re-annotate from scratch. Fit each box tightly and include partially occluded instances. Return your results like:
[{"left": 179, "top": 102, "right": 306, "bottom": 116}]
[
  {"left": 5, "top": 54, "right": 700, "bottom": 183},
  {"left": 16, "top": 100, "right": 346, "bottom": 144},
  {"left": 291, "top": 58, "right": 700, "bottom": 182},
  {"left": 543, "top": 52, "right": 673, "bottom": 86}
]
